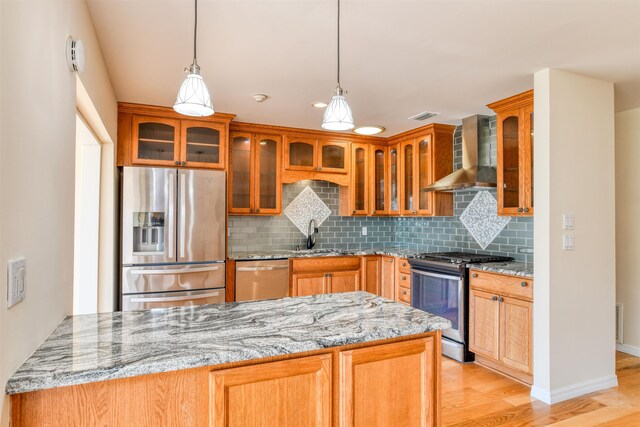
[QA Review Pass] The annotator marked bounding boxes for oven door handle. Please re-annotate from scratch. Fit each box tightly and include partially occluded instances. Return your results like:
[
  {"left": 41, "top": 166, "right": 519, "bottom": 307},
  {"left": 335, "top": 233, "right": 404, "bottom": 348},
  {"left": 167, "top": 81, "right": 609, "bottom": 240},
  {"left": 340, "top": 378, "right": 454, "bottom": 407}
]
[
  {"left": 411, "top": 269, "right": 463, "bottom": 281},
  {"left": 130, "top": 291, "right": 222, "bottom": 303}
]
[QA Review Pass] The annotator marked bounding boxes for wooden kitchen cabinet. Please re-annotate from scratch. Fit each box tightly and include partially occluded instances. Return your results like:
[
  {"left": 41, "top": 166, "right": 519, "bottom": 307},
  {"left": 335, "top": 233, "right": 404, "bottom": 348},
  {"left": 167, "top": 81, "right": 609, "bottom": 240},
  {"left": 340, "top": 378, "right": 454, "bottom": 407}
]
[
  {"left": 395, "top": 257, "right": 412, "bottom": 305},
  {"left": 362, "top": 256, "right": 381, "bottom": 295},
  {"left": 228, "top": 131, "right": 281, "bottom": 215},
  {"left": 283, "top": 135, "right": 349, "bottom": 174},
  {"left": 488, "top": 90, "right": 534, "bottom": 216},
  {"left": 338, "top": 337, "right": 440, "bottom": 427},
  {"left": 380, "top": 256, "right": 395, "bottom": 300},
  {"left": 117, "top": 103, "right": 234, "bottom": 169},
  {"left": 290, "top": 257, "right": 362, "bottom": 297},
  {"left": 390, "top": 124, "right": 455, "bottom": 217},
  {"left": 211, "top": 354, "right": 332, "bottom": 427},
  {"left": 469, "top": 269, "right": 533, "bottom": 384}
]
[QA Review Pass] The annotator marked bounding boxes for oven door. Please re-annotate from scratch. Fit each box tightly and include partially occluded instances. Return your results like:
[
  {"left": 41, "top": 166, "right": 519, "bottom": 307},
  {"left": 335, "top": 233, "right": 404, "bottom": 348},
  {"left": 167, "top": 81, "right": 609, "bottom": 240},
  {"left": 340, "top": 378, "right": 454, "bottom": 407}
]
[{"left": 411, "top": 269, "right": 464, "bottom": 343}]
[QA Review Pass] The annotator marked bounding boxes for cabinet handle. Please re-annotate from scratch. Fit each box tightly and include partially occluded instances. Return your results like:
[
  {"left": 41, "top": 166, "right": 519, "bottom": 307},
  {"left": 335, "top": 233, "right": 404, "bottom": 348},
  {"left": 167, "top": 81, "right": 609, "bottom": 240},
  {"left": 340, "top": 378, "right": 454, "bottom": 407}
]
[
  {"left": 401, "top": 276, "right": 407, "bottom": 281},
  {"left": 498, "top": 297, "right": 504, "bottom": 302},
  {"left": 175, "top": 161, "right": 180, "bottom": 165},
  {"left": 255, "top": 208, "right": 260, "bottom": 213},
  {"left": 472, "top": 273, "right": 478, "bottom": 278},
  {"left": 387, "top": 259, "right": 393, "bottom": 263},
  {"left": 521, "top": 281, "right": 527, "bottom": 287},
  {"left": 518, "top": 207, "right": 523, "bottom": 213},
  {"left": 401, "top": 290, "right": 407, "bottom": 295},
  {"left": 524, "top": 207, "right": 530, "bottom": 213},
  {"left": 352, "top": 210, "right": 356, "bottom": 214},
  {"left": 181, "top": 161, "right": 186, "bottom": 166},
  {"left": 492, "top": 296, "right": 498, "bottom": 301}
]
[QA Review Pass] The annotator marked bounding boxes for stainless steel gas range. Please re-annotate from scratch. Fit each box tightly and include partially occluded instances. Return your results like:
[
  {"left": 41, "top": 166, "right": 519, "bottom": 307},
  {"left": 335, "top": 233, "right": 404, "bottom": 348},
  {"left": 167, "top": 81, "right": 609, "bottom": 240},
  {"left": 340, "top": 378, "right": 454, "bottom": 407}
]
[{"left": 408, "top": 252, "right": 513, "bottom": 363}]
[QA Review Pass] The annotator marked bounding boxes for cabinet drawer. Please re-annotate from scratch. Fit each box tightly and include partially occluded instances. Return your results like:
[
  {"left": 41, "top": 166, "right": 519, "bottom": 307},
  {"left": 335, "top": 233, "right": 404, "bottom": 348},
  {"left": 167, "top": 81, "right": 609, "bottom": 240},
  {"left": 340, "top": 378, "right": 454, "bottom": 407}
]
[
  {"left": 469, "top": 270, "right": 533, "bottom": 301},
  {"left": 397, "top": 258, "right": 411, "bottom": 274},
  {"left": 398, "top": 272, "right": 411, "bottom": 288},
  {"left": 397, "top": 286, "right": 411, "bottom": 304}
]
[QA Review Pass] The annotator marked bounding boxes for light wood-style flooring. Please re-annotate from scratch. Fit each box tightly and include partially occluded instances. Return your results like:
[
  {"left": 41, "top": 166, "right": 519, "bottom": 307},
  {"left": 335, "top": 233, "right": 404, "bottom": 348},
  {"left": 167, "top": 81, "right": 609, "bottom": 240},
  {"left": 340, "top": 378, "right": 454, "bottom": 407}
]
[{"left": 442, "top": 352, "right": 640, "bottom": 426}]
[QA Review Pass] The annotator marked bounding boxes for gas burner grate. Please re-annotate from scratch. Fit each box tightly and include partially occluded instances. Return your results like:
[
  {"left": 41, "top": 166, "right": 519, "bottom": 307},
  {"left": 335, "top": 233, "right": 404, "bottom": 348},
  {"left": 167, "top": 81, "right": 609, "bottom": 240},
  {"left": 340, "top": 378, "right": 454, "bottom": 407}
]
[{"left": 413, "top": 252, "right": 513, "bottom": 264}]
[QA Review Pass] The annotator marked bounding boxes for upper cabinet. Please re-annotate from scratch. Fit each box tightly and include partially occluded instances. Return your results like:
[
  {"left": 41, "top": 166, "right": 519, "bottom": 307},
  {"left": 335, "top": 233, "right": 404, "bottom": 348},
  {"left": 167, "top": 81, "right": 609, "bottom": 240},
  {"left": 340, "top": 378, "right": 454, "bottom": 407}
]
[
  {"left": 488, "top": 90, "right": 534, "bottom": 216},
  {"left": 117, "top": 103, "right": 234, "bottom": 169},
  {"left": 392, "top": 124, "right": 455, "bottom": 217},
  {"left": 284, "top": 136, "right": 349, "bottom": 173},
  {"left": 229, "top": 132, "right": 282, "bottom": 215}
]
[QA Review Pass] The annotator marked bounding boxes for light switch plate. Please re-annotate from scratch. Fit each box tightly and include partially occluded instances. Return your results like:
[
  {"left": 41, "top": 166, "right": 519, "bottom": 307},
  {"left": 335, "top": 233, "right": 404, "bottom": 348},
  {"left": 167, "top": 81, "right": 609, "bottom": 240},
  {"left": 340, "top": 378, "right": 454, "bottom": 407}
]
[
  {"left": 7, "top": 257, "right": 26, "bottom": 308},
  {"left": 563, "top": 214, "right": 575, "bottom": 230},
  {"left": 563, "top": 234, "right": 575, "bottom": 251}
]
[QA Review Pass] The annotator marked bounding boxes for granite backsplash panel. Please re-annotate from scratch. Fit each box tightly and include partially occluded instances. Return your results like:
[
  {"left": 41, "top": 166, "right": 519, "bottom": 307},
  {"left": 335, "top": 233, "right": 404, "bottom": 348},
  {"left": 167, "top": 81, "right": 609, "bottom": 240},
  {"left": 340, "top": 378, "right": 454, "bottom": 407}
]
[{"left": 229, "top": 116, "right": 534, "bottom": 262}]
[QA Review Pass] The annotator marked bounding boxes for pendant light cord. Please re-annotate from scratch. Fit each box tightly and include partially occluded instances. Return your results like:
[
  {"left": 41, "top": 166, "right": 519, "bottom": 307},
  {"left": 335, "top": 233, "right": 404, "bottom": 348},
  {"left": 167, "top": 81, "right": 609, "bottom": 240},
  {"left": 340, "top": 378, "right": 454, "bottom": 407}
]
[
  {"left": 193, "top": 0, "right": 198, "bottom": 62},
  {"left": 337, "top": 0, "right": 340, "bottom": 86}
]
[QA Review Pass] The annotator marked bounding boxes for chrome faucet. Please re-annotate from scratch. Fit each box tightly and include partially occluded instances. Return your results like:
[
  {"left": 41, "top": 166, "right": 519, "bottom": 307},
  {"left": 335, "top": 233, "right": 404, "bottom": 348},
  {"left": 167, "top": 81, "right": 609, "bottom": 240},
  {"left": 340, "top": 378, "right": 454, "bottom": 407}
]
[{"left": 306, "top": 219, "right": 318, "bottom": 250}]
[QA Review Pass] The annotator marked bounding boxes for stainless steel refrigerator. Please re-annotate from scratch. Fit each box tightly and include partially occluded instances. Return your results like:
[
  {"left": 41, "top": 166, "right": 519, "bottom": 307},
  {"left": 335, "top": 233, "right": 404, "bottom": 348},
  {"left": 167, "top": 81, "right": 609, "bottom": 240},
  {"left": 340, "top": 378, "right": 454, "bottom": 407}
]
[{"left": 120, "top": 167, "right": 226, "bottom": 310}]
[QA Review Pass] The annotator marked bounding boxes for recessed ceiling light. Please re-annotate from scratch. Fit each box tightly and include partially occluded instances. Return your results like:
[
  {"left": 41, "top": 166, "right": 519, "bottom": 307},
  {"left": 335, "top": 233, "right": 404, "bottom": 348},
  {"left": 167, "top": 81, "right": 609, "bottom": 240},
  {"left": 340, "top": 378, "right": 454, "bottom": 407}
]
[
  {"left": 353, "top": 126, "right": 385, "bottom": 136},
  {"left": 312, "top": 102, "right": 328, "bottom": 108}
]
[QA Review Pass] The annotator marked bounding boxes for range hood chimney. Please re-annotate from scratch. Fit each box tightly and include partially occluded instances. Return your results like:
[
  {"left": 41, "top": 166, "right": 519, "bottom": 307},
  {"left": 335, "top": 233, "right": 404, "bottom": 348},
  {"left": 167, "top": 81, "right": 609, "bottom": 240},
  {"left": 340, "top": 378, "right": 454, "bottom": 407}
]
[{"left": 423, "top": 115, "right": 496, "bottom": 192}]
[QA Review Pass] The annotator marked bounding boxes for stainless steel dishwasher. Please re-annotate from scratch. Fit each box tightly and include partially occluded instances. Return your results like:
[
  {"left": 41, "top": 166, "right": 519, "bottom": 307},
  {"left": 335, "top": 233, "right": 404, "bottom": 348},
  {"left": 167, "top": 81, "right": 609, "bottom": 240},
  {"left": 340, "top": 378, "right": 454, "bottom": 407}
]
[{"left": 235, "top": 259, "right": 290, "bottom": 301}]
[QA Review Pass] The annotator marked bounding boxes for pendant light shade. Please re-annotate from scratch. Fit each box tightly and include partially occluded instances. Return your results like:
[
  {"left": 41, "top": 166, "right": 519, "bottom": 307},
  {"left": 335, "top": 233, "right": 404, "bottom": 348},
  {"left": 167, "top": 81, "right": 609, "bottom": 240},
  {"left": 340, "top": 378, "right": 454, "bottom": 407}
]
[
  {"left": 174, "top": 63, "right": 214, "bottom": 116},
  {"left": 173, "top": 0, "right": 214, "bottom": 117},
  {"left": 321, "top": 0, "right": 354, "bottom": 130},
  {"left": 322, "top": 86, "right": 354, "bottom": 130}
]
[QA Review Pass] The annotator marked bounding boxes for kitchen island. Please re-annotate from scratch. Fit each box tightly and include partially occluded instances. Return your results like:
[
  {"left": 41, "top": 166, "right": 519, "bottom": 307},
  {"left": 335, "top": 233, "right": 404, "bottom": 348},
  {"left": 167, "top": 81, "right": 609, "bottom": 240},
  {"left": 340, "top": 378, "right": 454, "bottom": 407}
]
[{"left": 7, "top": 291, "right": 451, "bottom": 427}]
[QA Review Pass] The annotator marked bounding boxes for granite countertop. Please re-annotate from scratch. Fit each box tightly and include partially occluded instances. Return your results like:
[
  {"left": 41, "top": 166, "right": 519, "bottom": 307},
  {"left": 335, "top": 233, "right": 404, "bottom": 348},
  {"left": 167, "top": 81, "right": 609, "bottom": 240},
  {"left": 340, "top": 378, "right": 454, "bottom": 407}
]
[
  {"left": 467, "top": 261, "right": 534, "bottom": 278},
  {"left": 229, "top": 247, "right": 421, "bottom": 261},
  {"left": 6, "top": 292, "right": 451, "bottom": 395}
]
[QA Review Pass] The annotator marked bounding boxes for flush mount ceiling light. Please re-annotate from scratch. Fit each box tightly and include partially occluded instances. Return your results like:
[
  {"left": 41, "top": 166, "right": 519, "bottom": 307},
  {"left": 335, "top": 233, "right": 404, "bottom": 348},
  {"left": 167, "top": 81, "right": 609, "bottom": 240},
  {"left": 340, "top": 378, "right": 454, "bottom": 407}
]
[
  {"left": 321, "top": 0, "right": 354, "bottom": 131},
  {"left": 353, "top": 125, "right": 385, "bottom": 136},
  {"left": 173, "top": 0, "right": 214, "bottom": 117},
  {"left": 312, "top": 102, "right": 328, "bottom": 108}
]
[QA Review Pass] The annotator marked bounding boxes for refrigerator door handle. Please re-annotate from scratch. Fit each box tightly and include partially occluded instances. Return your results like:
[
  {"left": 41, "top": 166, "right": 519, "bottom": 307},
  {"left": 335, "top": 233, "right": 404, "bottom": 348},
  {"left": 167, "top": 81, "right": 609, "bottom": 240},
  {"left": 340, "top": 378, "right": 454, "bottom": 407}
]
[
  {"left": 129, "top": 290, "right": 222, "bottom": 303},
  {"left": 129, "top": 265, "right": 221, "bottom": 275},
  {"left": 167, "top": 170, "right": 176, "bottom": 259},
  {"left": 179, "top": 172, "right": 186, "bottom": 259}
]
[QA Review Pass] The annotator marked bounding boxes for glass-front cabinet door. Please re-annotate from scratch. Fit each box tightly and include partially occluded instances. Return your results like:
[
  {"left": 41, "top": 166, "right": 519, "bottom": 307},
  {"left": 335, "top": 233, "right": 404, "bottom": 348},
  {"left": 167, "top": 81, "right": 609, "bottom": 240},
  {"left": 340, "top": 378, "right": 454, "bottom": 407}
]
[
  {"left": 524, "top": 104, "right": 534, "bottom": 214},
  {"left": 351, "top": 143, "right": 368, "bottom": 215},
  {"left": 387, "top": 144, "right": 400, "bottom": 215},
  {"left": 417, "top": 136, "right": 432, "bottom": 215},
  {"left": 229, "top": 132, "right": 253, "bottom": 214},
  {"left": 284, "top": 136, "right": 316, "bottom": 171},
  {"left": 497, "top": 111, "right": 522, "bottom": 215},
  {"left": 181, "top": 121, "right": 226, "bottom": 169},
  {"left": 255, "top": 134, "right": 281, "bottom": 214},
  {"left": 318, "top": 140, "right": 348, "bottom": 174},
  {"left": 371, "top": 145, "right": 387, "bottom": 215},
  {"left": 400, "top": 139, "right": 416, "bottom": 215},
  {"left": 132, "top": 116, "right": 180, "bottom": 166}
]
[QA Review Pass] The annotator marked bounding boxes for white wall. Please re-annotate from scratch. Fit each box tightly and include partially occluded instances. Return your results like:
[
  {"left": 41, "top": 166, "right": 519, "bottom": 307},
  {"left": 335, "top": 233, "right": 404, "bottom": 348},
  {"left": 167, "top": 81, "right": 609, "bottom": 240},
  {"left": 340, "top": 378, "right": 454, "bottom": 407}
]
[
  {"left": 73, "top": 114, "right": 102, "bottom": 315},
  {"left": 615, "top": 108, "right": 640, "bottom": 356},
  {"left": 0, "top": 1, "right": 116, "bottom": 424},
  {"left": 532, "top": 69, "right": 617, "bottom": 404}
]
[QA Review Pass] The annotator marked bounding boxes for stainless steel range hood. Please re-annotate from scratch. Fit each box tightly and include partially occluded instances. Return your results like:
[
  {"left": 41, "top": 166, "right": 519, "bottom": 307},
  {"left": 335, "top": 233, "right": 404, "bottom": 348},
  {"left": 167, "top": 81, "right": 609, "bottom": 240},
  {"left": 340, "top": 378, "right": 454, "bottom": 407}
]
[{"left": 423, "top": 114, "right": 495, "bottom": 192}]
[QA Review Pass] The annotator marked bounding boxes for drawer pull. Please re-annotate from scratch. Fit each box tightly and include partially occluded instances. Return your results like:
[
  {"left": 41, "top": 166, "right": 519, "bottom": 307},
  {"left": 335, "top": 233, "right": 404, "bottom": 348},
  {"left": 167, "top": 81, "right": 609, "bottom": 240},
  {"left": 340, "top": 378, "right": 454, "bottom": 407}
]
[
  {"left": 521, "top": 281, "right": 527, "bottom": 287},
  {"left": 472, "top": 273, "right": 478, "bottom": 278},
  {"left": 401, "top": 290, "right": 407, "bottom": 295},
  {"left": 402, "top": 262, "right": 407, "bottom": 267},
  {"left": 401, "top": 276, "right": 407, "bottom": 281}
]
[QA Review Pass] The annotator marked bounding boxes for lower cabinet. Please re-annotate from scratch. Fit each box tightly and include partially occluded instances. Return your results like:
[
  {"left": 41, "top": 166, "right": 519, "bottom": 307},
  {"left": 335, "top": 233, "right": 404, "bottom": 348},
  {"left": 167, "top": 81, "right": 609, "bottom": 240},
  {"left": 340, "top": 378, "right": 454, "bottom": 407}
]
[
  {"left": 469, "top": 269, "right": 533, "bottom": 384},
  {"left": 211, "top": 354, "right": 332, "bottom": 427},
  {"left": 380, "top": 256, "right": 395, "bottom": 299},
  {"left": 339, "top": 337, "right": 439, "bottom": 427},
  {"left": 290, "top": 257, "right": 362, "bottom": 297},
  {"left": 362, "top": 255, "right": 381, "bottom": 295},
  {"left": 395, "top": 257, "right": 412, "bottom": 305},
  {"left": 12, "top": 334, "right": 443, "bottom": 427}
]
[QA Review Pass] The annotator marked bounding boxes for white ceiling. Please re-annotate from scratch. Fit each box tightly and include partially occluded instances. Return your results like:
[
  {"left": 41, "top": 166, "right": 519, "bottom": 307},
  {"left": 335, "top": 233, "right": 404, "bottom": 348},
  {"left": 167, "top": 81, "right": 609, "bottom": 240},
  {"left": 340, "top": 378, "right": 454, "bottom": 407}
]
[{"left": 86, "top": 0, "right": 640, "bottom": 136}]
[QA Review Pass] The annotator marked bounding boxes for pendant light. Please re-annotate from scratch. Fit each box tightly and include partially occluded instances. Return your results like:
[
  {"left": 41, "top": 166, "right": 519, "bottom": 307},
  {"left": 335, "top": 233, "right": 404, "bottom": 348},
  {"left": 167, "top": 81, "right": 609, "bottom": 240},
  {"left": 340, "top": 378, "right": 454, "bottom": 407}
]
[
  {"left": 173, "top": 0, "right": 214, "bottom": 117},
  {"left": 321, "top": 0, "right": 354, "bottom": 130}
]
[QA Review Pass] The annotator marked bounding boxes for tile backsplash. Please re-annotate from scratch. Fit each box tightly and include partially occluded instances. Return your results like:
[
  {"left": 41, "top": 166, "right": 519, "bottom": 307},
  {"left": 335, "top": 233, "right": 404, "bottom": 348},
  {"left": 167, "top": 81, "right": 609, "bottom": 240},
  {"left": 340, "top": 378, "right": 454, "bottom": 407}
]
[{"left": 229, "top": 116, "right": 534, "bottom": 262}]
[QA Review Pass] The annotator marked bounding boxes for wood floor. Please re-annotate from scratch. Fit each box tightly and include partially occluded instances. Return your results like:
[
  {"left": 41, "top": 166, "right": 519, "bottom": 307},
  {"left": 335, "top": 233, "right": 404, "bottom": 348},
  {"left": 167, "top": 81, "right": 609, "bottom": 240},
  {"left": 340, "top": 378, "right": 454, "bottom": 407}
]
[{"left": 442, "top": 352, "right": 640, "bottom": 426}]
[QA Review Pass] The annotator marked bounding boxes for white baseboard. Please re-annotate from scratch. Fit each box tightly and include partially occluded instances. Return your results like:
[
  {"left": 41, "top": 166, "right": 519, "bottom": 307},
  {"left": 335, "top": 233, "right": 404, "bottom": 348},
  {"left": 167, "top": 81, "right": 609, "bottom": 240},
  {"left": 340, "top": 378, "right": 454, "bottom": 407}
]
[
  {"left": 530, "top": 375, "right": 618, "bottom": 405},
  {"left": 617, "top": 343, "right": 640, "bottom": 357}
]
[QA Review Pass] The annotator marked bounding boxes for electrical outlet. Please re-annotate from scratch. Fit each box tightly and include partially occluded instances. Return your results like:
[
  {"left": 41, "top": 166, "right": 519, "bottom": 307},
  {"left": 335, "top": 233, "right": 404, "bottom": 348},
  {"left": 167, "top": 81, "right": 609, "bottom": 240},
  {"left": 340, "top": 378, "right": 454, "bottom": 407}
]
[
  {"left": 7, "top": 257, "right": 26, "bottom": 308},
  {"left": 362, "top": 227, "right": 367, "bottom": 236}
]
